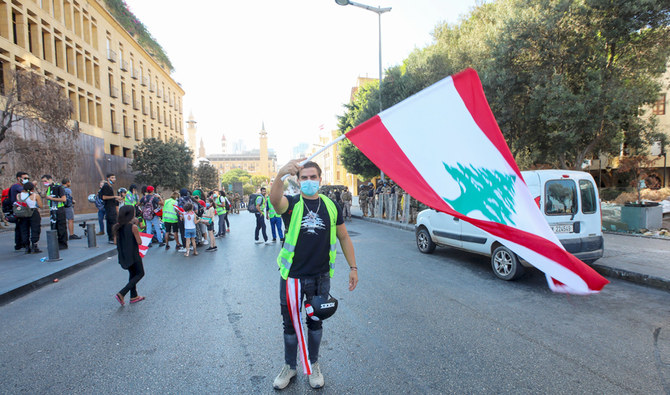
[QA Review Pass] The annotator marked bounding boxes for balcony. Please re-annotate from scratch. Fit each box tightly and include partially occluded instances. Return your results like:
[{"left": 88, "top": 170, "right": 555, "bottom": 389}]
[
  {"left": 133, "top": 100, "right": 140, "bottom": 110},
  {"left": 141, "top": 76, "right": 147, "bottom": 86},
  {"left": 107, "top": 49, "right": 117, "bottom": 62},
  {"left": 120, "top": 60, "right": 128, "bottom": 71},
  {"left": 110, "top": 86, "right": 118, "bottom": 98},
  {"left": 122, "top": 94, "right": 130, "bottom": 105},
  {"left": 131, "top": 69, "right": 139, "bottom": 80}
]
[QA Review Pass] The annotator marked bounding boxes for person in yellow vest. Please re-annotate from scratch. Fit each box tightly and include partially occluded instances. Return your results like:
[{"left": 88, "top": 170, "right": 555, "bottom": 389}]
[
  {"left": 267, "top": 194, "right": 284, "bottom": 242},
  {"left": 162, "top": 191, "right": 181, "bottom": 251},
  {"left": 269, "top": 160, "right": 358, "bottom": 390}
]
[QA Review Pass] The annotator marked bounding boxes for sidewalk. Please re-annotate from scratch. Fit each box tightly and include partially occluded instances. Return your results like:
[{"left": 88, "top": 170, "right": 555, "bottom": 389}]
[
  {"left": 350, "top": 206, "right": 670, "bottom": 292},
  {"left": 0, "top": 213, "right": 116, "bottom": 305}
]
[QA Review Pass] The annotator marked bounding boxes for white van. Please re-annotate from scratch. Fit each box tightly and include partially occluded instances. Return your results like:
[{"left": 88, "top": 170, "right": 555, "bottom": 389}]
[{"left": 415, "top": 170, "right": 604, "bottom": 280}]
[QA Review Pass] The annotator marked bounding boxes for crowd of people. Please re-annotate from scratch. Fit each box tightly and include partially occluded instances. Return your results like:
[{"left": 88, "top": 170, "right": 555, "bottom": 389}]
[
  {"left": 2, "top": 171, "right": 83, "bottom": 254},
  {"left": 92, "top": 173, "right": 242, "bottom": 254}
]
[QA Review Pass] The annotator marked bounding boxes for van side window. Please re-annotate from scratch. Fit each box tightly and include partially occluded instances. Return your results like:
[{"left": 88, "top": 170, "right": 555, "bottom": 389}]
[
  {"left": 579, "top": 179, "right": 597, "bottom": 214},
  {"left": 545, "top": 180, "right": 577, "bottom": 215}
]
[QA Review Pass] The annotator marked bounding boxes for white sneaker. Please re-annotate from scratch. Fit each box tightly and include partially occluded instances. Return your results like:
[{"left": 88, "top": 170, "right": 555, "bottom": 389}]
[
  {"left": 272, "top": 364, "right": 296, "bottom": 390},
  {"left": 264, "top": 241, "right": 273, "bottom": 245},
  {"left": 202, "top": 240, "right": 209, "bottom": 245},
  {"left": 255, "top": 240, "right": 263, "bottom": 244},
  {"left": 176, "top": 247, "right": 186, "bottom": 253},
  {"left": 308, "top": 362, "right": 324, "bottom": 389}
]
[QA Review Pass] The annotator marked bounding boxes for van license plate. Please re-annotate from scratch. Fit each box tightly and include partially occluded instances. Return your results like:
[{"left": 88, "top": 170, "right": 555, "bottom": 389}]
[{"left": 551, "top": 224, "right": 574, "bottom": 233}]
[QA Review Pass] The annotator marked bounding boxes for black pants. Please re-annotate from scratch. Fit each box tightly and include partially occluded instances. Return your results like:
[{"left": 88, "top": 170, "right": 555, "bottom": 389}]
[
  {"left": 178, "top": 219, "right": 185, "bottom": 246},
  {"left": 279, "top": 273, "right": 330, "bottom": 367},
  {"left": 255, "top": 213, "right": 267, "bottom": 241},
  {"left": 106, "top": 210, "right": 117, "bottom": 242},
  {"left": 56, "top": 207, "right": 67, "bottom": 247},
  {"left": 19, "top": 210, "right": 41, "bottom": 247},
  {"left": 119, "top": 261, "right": 145, "bottom": 299},
  {"left": 14, "top": 221, "right": 23, "bottom": 249}
]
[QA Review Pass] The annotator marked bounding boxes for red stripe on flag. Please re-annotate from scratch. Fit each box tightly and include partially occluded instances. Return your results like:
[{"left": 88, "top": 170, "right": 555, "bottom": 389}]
[
  {"left": 451, "top": 68, "right": 523, "bottom": 180},
  {"left": 346, "top": 116, "right": 452, "bottom": 213}
]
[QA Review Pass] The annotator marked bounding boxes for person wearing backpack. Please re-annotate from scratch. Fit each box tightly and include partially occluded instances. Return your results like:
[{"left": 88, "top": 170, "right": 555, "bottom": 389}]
[
  {"left": 254, "top": 187, "right": 269, "bottom": 244},
  {"left": 139, "top": 186, "right": 164, "bottom": 247},
  {"left": 214, "top": 190, "right": 229, "bottom": 237},
  {"left": 17, "top": 182, "right": 42, "bottom": 254},
  {"left": 62, "top": 178, "right": 81, "bottom": 240},
  {"left": 42, "top": 174, "right": 68, "bottom": 250},
  {"left": 8, "top": 172, "right": 30, "bottom": 250},
  {"left": 100, "top": 173, "right": 122, "bottom": 244},
  {"left": 94, "top": 180, "right": 106, "bottom": 236}
]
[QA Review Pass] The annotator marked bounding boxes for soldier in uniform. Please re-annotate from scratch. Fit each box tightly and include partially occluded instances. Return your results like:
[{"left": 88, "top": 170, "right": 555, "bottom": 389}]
[
  {"left": 233, "top": 193, "right": 241, "bottom": 214},
  {"left": 358, "top": 185, "right": 368, "bottom": 217},
  {"left": 341, "top": 187, "right": 352, "bottom": 221},
  {"left": 367, "top": 183, "right": 376, "bottom": 218},
  {"left": 381, "top": 182, "right": 391, "bottom": 219}
]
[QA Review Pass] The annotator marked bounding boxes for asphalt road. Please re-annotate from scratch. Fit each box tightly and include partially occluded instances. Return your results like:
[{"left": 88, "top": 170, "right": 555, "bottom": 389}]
[{"left": 1, "top": 213, "right": 669, "bottom": 394}]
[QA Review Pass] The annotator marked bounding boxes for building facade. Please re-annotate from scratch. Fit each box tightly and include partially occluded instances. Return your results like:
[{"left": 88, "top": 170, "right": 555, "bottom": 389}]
[
  {"left": 207, "top": 124, "right": 277, "bottom": 179},
  {"left": 0, "top": 0, "right": 184, "bottom": 158}
]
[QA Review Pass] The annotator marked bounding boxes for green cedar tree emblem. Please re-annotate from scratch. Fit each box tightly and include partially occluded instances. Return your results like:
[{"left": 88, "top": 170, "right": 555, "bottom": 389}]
[{"left": 442, "top": 162, "right": 517, "bottom": 225}]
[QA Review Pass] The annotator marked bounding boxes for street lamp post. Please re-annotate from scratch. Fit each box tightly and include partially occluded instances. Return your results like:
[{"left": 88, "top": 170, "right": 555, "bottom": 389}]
[{"left": 335, "top": 0, "right": 391, "bottom": 181}]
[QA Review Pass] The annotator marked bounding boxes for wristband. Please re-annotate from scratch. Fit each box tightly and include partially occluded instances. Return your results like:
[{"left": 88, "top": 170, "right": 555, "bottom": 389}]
[{"left": 350, "top": 267, "right": 357, "bottom": 271}]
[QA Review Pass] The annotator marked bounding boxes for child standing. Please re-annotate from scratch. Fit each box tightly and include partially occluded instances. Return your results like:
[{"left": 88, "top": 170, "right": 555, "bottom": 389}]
[
  {"left": 202, "top": 198, "right": 217, "bottom": 251},
  {"left": 113, "top": 205, "right": 145, "bottom": 306},
  {"left": 182, "top": 202, "right": 199, "bottom": 257}
]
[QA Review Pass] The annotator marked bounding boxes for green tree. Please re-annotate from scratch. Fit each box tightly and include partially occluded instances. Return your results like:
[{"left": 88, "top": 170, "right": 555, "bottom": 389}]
[
  {"left": 337, "top": 80, "right": 382, "bottom": 179},
  {"left": 243, "top": 184, "right": 256, "bottom": 195},
  {"left": 483, "top": 0, "right": 670, "bottom": 169},
  {"left": 221, "top": 168, "right": 252, "bottom": 187},
  {"left": 193, "top": 162, "right": 219, "bottom": 191},
  {"left": 251, "top": 174, "right": 270, "bottom": 189},
  {"left": 131, "top": 138, "right": 193, "bottom": 190}
]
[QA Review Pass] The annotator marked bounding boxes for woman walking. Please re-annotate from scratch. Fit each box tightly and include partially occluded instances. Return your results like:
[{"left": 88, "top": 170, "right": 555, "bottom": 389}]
[{"left": 113, "top": 205, "right": 145, "bottom": 306}]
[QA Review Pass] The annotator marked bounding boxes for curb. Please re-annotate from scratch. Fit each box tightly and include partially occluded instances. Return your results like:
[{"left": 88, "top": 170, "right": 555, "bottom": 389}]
[
  {"left": 0, "top": 247, "right": 118, "bottom": 306},
  {"left": 352, "top": 212, "right": 670, "bottom": 293},
  {"left": 591, "top": 264, "right": 670, "bottom": 293}
]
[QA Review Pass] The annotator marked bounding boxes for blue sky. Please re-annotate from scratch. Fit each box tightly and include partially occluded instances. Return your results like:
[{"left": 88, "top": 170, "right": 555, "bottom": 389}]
[{"left": 125, "top": 0, "right": 480, "bottom": 163}]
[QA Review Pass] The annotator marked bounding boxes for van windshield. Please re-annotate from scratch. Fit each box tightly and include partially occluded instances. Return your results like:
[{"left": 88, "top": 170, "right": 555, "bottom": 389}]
[
  {"left": 545, "top": 180, "right": 577, "bottom": 215},
  {"left": 580, "top": 179, "right": 597, "bottom": 214}
]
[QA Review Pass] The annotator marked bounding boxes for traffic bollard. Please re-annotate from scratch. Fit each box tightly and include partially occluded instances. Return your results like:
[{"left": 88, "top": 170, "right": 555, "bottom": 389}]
[
  {"left": 87, "top": 223, "right": 97, "bottom": 248},
  {"left": 46, "top": 230, "right": 62, "bottom": 262}
]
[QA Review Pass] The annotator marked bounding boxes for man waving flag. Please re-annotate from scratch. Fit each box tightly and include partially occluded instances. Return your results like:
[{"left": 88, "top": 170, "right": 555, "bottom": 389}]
[{"left": 345, "top": 68, "right": 608, "bottom": 294}]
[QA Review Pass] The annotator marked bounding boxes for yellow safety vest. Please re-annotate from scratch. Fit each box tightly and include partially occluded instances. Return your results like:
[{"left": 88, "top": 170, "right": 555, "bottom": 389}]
[
  {"left": 277, "top": 194, "right": 337, "bottom": 280},
  {"left": 163, "top": 198, "right": 178, "bottom": 223},
  {"left": 215, "top": 196, "right": 227, "bottom": 215}
]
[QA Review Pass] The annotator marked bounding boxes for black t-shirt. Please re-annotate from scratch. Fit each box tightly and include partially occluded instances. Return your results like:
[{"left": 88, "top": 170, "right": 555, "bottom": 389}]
[
  {"left": 281, "top": 194, "right": 344, "bottom": 278},
  {"left": 99, "top": 182, "right": 117, "bottom": 211}
]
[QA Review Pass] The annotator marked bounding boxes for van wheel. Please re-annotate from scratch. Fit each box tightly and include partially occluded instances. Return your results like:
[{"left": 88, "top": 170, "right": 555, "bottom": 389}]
[
  {"left": 491, "top": 246, "right": 525, "bottom": 281},
  {"left": 416, "top": 228, "right": 436, "bottom": 254}
]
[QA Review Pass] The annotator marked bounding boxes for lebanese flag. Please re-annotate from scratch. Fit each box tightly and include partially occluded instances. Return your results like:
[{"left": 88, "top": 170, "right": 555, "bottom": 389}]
[
  {"left": 138, "top": 232, "right": 153, "bottom": 258},
  {"left": 346, "top": 68, "right": 608, "bottom": 294}
]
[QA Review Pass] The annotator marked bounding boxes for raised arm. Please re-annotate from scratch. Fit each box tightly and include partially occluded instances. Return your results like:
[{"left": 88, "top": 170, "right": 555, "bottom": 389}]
[{"left": 271, "top": 159, "right": 303, "bottom": 215}]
